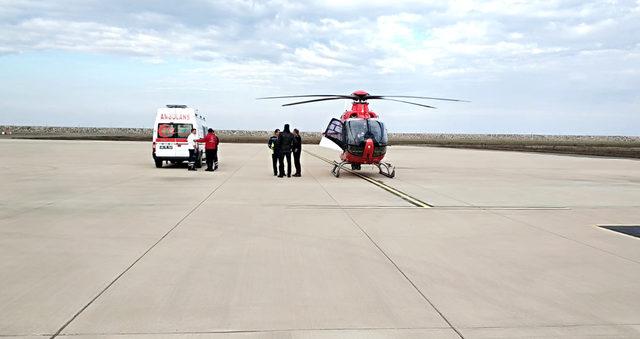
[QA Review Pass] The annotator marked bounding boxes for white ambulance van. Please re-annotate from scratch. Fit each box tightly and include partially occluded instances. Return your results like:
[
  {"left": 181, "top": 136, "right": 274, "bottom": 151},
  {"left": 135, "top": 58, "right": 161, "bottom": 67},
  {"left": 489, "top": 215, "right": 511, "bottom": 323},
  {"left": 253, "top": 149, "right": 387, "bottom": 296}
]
[{"left": 152, "top": 105, "right": 208, "bottom": 168}]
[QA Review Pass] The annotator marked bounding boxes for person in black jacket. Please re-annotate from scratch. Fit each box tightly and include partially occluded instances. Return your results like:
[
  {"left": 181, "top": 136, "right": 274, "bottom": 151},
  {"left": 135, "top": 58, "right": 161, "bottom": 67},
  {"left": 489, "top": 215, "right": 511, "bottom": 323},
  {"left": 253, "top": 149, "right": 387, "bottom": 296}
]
[
  {"left": 292, "top": 128, "right": 302, "bottom": 177},
  {"left": 267, "top": 129, "right": 280, "bottom": 176},
  {"left": 276, "top": 124, "right": 294, "bottom": 177}
]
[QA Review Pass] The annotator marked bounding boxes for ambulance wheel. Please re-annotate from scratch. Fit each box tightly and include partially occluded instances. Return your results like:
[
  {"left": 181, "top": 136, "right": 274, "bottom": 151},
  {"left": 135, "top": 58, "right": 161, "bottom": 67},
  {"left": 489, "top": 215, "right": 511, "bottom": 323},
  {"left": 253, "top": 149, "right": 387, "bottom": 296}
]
[
  {"left": 154, "top": 159, "right": 163, "bottom": 168},
  {"left": 196, "top": 154, "right": 203, "bottom": 168}
]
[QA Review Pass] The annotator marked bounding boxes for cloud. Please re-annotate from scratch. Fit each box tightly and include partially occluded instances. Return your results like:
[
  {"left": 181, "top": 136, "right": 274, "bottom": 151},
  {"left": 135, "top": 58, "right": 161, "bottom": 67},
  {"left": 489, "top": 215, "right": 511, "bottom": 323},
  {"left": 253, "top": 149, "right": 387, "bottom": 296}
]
[
  {"left": 2, "top": 1, "right": 638, "bottom": 76},
  {"left": 0, "top": 0, "right": 639, "bottom": 134}
]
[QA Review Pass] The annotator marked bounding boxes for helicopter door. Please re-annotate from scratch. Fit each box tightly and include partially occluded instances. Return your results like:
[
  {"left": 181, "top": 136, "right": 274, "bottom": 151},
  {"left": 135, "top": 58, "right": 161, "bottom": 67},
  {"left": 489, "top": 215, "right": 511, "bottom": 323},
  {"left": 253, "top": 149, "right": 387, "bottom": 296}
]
[{"left": 322, "top": 118, "right": 346, "bottom": 150}]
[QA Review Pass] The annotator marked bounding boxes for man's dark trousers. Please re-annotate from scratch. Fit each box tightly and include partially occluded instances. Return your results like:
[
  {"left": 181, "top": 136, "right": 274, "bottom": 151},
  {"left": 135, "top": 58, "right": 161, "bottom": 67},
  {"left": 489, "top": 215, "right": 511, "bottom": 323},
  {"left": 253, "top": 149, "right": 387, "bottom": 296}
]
[
  {"left": 188, "top": 149, "right": 197, "bottom": 170},
  {"left": 279, "top": 151, "right": 291, "bottom": 177},
  {"left": 205, "top": 149, "right": 217, "bottom": 170},
  {"left": 293, "top": 150, "right": 301, "bottom": 175},
  {"left": 271, "top": 153, "right": 279, "bottom": 175}
]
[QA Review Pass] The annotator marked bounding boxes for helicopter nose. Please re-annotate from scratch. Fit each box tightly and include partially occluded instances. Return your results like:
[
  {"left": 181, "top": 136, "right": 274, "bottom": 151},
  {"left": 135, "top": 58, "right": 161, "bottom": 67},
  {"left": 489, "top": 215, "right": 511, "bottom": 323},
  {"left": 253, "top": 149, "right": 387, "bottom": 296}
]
[{"left": 364, "top": 138, "right": 375, "bottom": 161}]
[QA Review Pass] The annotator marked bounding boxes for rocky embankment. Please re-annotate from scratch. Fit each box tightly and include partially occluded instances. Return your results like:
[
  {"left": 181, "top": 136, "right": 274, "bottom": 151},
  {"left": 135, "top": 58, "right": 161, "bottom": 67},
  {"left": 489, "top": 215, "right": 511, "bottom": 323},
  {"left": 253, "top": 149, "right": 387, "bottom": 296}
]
[{"left": 2, "top": 125, "right": 639, "bottom": 158}]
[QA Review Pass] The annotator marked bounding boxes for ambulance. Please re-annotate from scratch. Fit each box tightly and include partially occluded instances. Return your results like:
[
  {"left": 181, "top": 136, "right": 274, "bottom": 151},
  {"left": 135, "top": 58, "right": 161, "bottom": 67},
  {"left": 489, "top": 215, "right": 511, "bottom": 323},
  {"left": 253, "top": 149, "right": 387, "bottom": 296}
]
[{"left": 152, "top": 105, "right": 208, "bottom": 168}]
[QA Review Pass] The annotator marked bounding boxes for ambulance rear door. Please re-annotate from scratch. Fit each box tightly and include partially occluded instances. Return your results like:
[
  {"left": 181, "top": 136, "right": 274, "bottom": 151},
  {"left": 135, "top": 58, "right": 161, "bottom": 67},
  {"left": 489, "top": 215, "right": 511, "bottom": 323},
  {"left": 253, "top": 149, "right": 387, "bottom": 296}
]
[{"left": 155, "top": 122, "right": 192, "bottom": 158}]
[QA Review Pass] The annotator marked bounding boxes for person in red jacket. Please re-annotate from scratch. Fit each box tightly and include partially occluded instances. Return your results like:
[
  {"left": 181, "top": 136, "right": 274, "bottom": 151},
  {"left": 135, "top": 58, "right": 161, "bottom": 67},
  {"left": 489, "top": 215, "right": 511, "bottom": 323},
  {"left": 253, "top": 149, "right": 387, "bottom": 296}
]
[{"left": 196, "top": 128, "right": 219, "bottom": 171}]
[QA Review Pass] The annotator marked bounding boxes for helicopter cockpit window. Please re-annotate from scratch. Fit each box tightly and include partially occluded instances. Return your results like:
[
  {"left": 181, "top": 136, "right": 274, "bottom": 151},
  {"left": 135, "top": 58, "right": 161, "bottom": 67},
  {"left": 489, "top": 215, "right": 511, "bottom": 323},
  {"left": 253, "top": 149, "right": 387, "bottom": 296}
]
[
  {"left": 346, "top": 119, "right": 368, "bottom": 145},
  {"left": 325, "top": 119, "right": 343, "bottom": 140},
  {"left": 345, "top": 119, "right": 388, "bottom": 145},
  {"left": 323, "top": 118, "right": 346, "bottom": 149},
  {"left": 368, "top": 120, "right": 388, "bottom": 145}
]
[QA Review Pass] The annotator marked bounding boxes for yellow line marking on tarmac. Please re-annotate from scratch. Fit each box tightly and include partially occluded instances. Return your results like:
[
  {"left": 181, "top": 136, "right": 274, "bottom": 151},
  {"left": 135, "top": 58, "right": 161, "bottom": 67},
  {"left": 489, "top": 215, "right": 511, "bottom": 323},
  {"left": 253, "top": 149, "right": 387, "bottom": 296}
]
[{"left": 304, "top": 150, "right": 432, "bottom": 208}]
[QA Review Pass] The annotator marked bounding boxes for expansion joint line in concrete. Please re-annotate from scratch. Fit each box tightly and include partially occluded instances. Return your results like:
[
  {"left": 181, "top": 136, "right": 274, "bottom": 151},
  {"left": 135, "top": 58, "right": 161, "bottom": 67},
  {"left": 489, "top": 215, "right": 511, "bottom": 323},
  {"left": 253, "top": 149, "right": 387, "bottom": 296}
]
[
  {"left": 306, "top": 168, "right": 464, "bottom": 339},
  {"left": 48, "top": 159, "right": 251, "bottom": 339},
  {"left": 304, "top": 150, "right": 432, "bottom": 208},
  {"left": 393, "top": 175, "right": 472, "bottom": 207},
  {"left": 48, "top": 326, "right": 456, "bottom": 337},
  {"left": 345, "top": 210, "right": 465, "bottom": 339},
  {"left": 490, "top": 211, "right": 640, "bottom": 265}
]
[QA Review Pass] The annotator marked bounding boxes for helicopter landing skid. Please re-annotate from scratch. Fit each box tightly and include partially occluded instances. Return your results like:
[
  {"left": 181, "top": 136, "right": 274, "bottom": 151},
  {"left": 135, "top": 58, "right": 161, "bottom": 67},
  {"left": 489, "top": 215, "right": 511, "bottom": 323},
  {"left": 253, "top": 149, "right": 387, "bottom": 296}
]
[
  {"left": 375, "top": 162, "right": 396, "bottom": 178},
  {"left": 331, "top": 161, "right": 347, "bottom": 178},
  {"left": 331, "top": 161, "right": 396, "bottom": 178}
]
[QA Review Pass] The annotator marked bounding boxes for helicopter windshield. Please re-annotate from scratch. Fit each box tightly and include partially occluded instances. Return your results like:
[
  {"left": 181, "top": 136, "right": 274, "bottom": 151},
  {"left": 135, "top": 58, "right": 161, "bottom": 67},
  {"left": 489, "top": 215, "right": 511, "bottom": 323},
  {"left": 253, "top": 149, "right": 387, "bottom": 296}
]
[
  {"left": 368, "top": 120, "right": 388, "bottom": 145},
  {"left": 345, "top": 119, "right": 388, "bottom": 145},
  {"left": 346, "top": 120, "right": 368, "bottom": 145}
]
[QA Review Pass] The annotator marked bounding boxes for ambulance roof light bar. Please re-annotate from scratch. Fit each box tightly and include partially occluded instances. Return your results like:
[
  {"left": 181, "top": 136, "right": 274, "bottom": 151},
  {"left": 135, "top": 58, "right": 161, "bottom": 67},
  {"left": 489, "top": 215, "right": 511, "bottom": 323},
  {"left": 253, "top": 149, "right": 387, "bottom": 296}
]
[{"left": 166, "top": 104, "right": 188, "bottom": 108}]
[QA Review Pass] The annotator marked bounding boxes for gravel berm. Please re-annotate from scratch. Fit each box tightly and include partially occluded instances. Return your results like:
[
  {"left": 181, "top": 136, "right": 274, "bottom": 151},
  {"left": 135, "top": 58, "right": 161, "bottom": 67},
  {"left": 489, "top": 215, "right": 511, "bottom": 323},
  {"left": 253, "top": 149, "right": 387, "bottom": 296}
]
[{"left": 2, "top": 125, "right": 639, "bottom": 159}]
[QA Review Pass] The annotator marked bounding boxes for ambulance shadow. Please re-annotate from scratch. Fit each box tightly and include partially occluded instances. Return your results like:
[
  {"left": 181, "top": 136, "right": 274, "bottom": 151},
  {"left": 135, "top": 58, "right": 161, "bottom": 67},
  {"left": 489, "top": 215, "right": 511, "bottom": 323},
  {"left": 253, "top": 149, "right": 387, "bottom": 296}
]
[{"left": 161, "top": 161, "right": 190, "bottom": 169}]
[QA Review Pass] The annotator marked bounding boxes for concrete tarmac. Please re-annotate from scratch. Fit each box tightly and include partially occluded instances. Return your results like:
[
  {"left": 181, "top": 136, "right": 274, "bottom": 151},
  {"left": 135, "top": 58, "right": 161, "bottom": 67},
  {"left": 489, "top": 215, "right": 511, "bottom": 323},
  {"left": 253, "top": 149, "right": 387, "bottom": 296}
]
[{"left": 0, "top": 139, "right": 639, "bottom": 338}]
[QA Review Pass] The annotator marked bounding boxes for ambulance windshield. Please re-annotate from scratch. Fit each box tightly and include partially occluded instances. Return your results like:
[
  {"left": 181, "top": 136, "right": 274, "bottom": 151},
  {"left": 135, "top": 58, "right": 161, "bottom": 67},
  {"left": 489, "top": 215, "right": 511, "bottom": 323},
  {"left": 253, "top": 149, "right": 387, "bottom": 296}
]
[{"left": 157, "top": 123, "right": 193, "bottom": 138}]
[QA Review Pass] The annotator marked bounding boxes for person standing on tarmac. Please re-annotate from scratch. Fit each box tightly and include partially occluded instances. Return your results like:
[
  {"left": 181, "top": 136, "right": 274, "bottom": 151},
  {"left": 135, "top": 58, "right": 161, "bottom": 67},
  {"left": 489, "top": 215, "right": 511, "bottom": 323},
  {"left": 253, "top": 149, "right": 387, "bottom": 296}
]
[
  {"left": 276, "top": 124, "right": 294, "bottom": 178},
  {"left": 197, "top": 128, "right": 219, "bottom": 171},
  {"left": 268, "top": 129, "right": 280, "bottom": 176},
  {"left": 292, "top": 128, "right": 302, "bottom": 177},
  {"left": 187, "top": 128, "right": 199, "bottom": 171}
]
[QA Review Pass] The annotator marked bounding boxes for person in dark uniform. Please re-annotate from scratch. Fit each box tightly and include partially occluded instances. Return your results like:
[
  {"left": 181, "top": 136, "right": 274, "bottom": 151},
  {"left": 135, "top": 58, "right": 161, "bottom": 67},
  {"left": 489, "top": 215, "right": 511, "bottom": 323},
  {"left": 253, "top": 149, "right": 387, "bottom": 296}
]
[
  {"left": 292, "top": 128, "right": 302, "bottom": 177},
  {"left": 276, "top": 124, "right": 294, "bottom": 178},
  {"left": 268, "top": 129, "right": 280, "bottom": 176}
]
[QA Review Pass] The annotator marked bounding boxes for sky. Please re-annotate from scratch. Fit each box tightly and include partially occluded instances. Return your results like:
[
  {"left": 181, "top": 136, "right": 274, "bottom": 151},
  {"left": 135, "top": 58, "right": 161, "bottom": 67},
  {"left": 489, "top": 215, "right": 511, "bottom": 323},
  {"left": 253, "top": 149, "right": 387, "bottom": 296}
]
[{"left": 0, "top": 0, "right": 639, "bottom": 135}]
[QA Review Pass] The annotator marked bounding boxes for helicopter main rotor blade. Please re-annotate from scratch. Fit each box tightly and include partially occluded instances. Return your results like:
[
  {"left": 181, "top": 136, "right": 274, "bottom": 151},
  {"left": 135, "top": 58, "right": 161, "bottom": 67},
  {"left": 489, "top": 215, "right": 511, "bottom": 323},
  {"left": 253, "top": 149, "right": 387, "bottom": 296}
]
[
  {"left": 369, "top": 95, "right": 469, "bottom": 102},
  {"left": 376, "top": 98, "right": 437, "bottom": 109},
  {"left": 257, "top": 95, "right": 354, "bottom": 100},
  {"left": 282, "top": 97, "right": 348, "bottom": 106}
]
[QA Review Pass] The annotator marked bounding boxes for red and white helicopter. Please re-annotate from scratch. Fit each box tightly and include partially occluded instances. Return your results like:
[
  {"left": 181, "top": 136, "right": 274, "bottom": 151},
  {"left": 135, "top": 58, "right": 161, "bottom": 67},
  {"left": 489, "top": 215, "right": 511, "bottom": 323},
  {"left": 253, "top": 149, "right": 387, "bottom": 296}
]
[{"left": 259, "top": 90, "right": 466, "bottom": 178}]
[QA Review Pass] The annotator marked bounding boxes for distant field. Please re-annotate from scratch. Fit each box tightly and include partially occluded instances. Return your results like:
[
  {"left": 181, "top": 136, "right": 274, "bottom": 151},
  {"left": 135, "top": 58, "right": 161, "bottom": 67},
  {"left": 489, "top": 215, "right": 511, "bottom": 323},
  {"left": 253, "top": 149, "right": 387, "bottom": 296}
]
[{"left": 2, "top": 125, "right": 639, "bottom": 159}]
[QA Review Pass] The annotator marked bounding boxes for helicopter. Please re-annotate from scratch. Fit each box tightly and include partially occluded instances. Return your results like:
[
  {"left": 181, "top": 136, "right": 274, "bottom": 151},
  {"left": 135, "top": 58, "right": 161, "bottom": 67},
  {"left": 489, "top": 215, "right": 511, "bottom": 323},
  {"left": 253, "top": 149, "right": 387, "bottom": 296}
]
[{"left": 258, "top": 90, "right": 466, "bottom": 178}]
